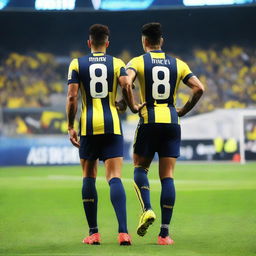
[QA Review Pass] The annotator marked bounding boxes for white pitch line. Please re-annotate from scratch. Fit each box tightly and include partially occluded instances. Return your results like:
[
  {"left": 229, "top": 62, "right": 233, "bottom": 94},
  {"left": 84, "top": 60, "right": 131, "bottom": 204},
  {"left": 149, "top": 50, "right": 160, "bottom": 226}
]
[{"left": 18, "top": 175, "right": 256, "bottom": 189}]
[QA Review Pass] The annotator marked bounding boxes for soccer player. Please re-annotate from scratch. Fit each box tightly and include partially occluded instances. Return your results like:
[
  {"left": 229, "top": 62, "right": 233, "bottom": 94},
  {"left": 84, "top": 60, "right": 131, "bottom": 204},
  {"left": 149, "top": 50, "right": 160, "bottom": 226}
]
[
  {"left": 66, "top": 24, "right": 138, "bottom": 246},
  {"left": 124, "top": 22, "right": 205, "bottom": 245}
]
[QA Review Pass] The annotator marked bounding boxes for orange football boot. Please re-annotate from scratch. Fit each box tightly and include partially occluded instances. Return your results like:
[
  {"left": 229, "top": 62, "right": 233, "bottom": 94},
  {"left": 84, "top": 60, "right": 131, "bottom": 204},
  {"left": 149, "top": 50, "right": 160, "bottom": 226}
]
[
  {"left": 118, "top": 233, "right": 131, "bottom": 246},
  {"left": 157, "top": 236, "right": 174, "bottom": 245},
  {"left": 82, "top": 233, "right": 101, "bottom": 245}
]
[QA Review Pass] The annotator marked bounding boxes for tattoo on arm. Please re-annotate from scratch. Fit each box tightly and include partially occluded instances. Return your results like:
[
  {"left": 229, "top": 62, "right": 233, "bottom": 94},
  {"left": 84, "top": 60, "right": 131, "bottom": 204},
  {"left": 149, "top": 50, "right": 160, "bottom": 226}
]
[
  {"left": 67, "top": 102, "right": 77, "bottom": 129},
  {"left": 66, "top": 84, "right": 79, "bottom": 130}
]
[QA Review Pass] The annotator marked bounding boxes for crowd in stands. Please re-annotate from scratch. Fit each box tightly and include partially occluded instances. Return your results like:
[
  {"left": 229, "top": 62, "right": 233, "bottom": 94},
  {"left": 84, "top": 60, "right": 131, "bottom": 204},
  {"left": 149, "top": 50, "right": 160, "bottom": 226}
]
[
  {"left": 0, "top": 52, "right": 64, "bottom": 108},
  {"left": 0, "top": 45, "right": 255, "bottom": 134},
  {"left": 188, "top": 46, "right": 256, "bottom": 113},
  {"left": 1, "top": 46, "right": 255, "bottom": 111}
]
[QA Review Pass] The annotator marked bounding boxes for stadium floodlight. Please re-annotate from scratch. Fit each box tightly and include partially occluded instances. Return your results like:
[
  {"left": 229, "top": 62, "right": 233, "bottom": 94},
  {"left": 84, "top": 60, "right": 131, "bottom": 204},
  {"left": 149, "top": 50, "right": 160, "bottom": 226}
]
[
  {"left": 0, "top": 0, "right": 9, "bottom": 9},
  {"left": 91, "top": 0, "right": 154, "bottom": 10},
  {"left": 183, "top": 0, "right": 253, "bottom": 5},
  {"left": 35, "top": 0, "right": 76, "bottom": 10}
]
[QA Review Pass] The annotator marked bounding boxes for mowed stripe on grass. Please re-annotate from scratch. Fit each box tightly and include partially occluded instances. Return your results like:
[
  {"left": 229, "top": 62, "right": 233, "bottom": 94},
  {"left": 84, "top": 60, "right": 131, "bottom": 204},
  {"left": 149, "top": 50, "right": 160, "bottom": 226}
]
[{"left": 1, "top": 174, "right": 255, "bottom": 191}]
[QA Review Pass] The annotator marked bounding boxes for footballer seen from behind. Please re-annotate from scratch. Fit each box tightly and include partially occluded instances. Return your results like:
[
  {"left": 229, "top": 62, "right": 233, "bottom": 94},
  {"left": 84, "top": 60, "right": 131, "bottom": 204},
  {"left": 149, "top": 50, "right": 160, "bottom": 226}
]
[
  {"left": 66, "top": 24, "right": 139, "bottom": 246},
  {"left": 123, "top": 22, "right": 205, "bottom": 245}
]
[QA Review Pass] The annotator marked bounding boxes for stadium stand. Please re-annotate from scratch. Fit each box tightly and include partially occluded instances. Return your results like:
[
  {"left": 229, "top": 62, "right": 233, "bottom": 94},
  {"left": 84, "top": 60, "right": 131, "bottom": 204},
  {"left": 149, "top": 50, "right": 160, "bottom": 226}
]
[
  {"left": 1, "top": 45, "right": 255, "bottom": 110},
  {"left": 0, "top": 52, "right": 65, "bottom": 108},
  {"left": 0, "top": 45, "right": 255, "bottom": 135}
]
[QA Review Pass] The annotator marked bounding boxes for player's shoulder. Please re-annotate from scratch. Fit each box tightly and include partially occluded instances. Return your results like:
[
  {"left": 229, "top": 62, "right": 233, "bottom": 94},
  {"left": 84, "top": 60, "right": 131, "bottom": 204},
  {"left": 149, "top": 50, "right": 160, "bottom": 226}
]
[
  {"left": 69, "top": 58, "right": 79, "bottom": 64},
  {"left": 113, "top": 56, "right": 125, "bottom": 66},
  {"left": 69, "top": 58, "right": 79, "bottom": 71},
  {"left": 131, "top": 54, "right": 145, "bottom": 61},
  {"left": 126, "top": 54, "right": 144, "bottom": 68},
  {"left": 71, "top": 55, "right": 87, "bottom": 64},
  {"left": 175, "top": 57, "right": 189, "bottom": 67},
  {"left": 137, "top": 53, "right": 147, "bottom": 60}
]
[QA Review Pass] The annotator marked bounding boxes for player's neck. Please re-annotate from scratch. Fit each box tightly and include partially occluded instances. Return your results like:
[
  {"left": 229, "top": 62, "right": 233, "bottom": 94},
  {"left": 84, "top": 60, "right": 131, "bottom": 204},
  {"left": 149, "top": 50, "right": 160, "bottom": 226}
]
[
  {"left": 91, "top": 47, "right": 106, "bottom": 54},
  {"left": 145, "top": 46, "right": 162, "bottom": 52}
]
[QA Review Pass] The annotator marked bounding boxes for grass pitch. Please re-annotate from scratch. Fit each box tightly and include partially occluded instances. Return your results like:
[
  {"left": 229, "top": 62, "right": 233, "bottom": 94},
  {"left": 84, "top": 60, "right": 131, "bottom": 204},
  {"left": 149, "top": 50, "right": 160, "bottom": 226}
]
[{"left": 0, "top": 163, "right": 256, "bottom": 256}]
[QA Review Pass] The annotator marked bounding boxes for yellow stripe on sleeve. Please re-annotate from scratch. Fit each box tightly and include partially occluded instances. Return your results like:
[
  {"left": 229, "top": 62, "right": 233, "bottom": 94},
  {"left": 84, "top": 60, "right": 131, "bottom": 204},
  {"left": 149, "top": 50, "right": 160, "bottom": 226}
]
[
  {"left": 174, "top": 58, "right": 186, "bottom": 105},
  {"left": 136, "top": 56, "right": 146, "bottom": 104},
  {"left": 68, "top": 58, "right": 79, "bottom": 80}
]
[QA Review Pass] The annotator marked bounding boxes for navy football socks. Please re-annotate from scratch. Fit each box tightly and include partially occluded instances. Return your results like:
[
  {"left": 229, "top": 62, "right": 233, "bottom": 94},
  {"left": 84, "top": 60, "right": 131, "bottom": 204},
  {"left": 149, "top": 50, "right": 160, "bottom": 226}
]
[
  {"left": 134, "top": 167, "right": 152, "bottom": 211},
  {"left": 109, "top": 177, "right": 128, "bottom": 233},
  {"left": 159, "top": 177, "right": 176, "bottom": 238},
  {"left": 82, "top": 177, "right": 98, "bottom": 235}
]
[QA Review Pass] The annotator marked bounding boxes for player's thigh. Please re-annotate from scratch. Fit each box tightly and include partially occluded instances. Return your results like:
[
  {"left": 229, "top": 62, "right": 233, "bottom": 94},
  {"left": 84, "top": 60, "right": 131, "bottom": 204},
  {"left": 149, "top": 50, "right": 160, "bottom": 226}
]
[
  {"left": 101, "top": 134, "right": 123, "bottom": 161},
  {"left": 101, "top": 134, "right": 124, "bottom": 181},
  {"left": 133, "top": 124, "right": 156, "bottom": 168},
  {"left": 159, "top": 157, "right": 176, "bottom": 179},
  {"left": 79, "top": 135, "right": 99, "bottom": 178},
  {"left": 79, "top": 135, "right": 100, "bottom": 161},
  {"left": 80, "top": 159, "right": 98, "bottom": 178},
  {"left": 158, "top": 124, "right": 181, "bottom": 159},
  {"left": 104, "top": 157, "right": 123, "bottom": 181}
]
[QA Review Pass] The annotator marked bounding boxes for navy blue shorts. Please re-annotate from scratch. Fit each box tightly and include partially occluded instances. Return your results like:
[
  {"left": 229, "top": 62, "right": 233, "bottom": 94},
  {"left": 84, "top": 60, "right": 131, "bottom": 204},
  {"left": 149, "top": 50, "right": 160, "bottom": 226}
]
[
  {"left": 134, "top": 123, "right": 181, "bottom": 158},
  {"left": 79, "top": 134, "right": 123, "bottom": 161}
]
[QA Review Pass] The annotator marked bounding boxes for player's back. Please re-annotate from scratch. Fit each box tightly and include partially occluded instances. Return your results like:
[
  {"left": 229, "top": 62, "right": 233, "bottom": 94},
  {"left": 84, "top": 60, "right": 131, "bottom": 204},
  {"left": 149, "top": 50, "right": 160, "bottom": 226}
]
[
  {"left": 127, "top": 50, "right": 193, "bottom": 125},
  {"left": 68, "top": 52, "right": 125, "bottom": 136}
]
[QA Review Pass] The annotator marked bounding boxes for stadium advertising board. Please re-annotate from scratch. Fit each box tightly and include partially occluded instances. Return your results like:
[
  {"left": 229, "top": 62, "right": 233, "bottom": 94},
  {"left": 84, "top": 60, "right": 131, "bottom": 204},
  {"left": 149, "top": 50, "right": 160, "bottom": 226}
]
[{"left": 0, "top": 137, "right": 246, "bottom": 166}]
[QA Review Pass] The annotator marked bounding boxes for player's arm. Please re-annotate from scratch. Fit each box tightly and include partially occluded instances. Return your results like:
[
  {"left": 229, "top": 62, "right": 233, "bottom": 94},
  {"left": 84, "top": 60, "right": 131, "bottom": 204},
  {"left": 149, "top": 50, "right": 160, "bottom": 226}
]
[
  {"left": 119, "top": 69, "right": 145, "bottom": 113},
  {"left": 115, "top": 83, "right": 136, "bottom": 113},
  {"left": 115, "top": 98, "right": 127, "bottom": 113},
  {"left": 114, "top": 60, "right": 128, "bottom": 113},
  {"left": 66, "top": 83, "right": 80, "bottom": 148},
  {"left": 177, "top": 76, "right": 205, "bottom": 117},
  {"left": 66, "top": 58, "right": 80, "bottom": 148}
]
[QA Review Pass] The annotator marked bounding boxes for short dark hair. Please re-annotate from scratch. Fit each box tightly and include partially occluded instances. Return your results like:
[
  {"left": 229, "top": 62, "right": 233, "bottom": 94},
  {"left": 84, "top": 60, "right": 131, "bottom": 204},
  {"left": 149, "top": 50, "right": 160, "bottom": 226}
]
[
  {"left": 89, "top": 24, "right": 110, "bottom": 47},
  {"left": 141, "top": 22, "right": 162, "bottom": 46}
]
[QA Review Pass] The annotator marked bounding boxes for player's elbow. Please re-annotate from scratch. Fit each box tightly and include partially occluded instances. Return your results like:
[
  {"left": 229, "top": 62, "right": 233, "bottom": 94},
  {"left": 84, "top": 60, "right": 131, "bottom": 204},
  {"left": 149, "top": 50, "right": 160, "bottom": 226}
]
[
  {"left": 198, "top": 87, "right": 205, "bottom": 95},
  {"left": 194, "top": 85, "right": 205, "bottom": 96},
  {"left": 67, "top": 95, "right": 78, "bottom": 103},
  {"left": 121, "top": 82, "right": 131, "bottom": 94}
]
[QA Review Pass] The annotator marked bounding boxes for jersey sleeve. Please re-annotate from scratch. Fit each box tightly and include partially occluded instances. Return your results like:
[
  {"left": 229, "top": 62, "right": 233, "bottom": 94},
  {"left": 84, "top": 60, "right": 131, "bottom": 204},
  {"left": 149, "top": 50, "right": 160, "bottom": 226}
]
[
  {"left": 114, "top": 58, "right": 127, "bottom": 77},
  {"left": 177, "top": 58, "right": 194, "bottom": 84},
  {"left": 126, "top": 57, "right": 139, "bottom": 74},
  {"left": 67, "top": 58, "right": 80, "bottom": 84}
]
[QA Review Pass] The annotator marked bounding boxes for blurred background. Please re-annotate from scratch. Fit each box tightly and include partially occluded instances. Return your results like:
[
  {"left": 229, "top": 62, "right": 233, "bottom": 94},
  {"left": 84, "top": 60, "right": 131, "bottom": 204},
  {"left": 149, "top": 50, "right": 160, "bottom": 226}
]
[{"left": 0, "top": 0, "right": 256, "bottom": 165}]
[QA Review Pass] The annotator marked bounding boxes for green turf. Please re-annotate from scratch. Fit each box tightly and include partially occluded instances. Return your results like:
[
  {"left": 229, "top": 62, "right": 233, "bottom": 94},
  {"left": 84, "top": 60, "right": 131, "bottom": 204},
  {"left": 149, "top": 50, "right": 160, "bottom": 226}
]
[{"left": 0, "top": 163, "right": 256, "bottom": 256}]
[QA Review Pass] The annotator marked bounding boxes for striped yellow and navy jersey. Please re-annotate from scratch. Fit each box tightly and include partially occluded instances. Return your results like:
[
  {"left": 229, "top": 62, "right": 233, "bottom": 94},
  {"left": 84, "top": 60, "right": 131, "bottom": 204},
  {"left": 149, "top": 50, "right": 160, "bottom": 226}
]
[
  {"left": 126, "top": 50, "right": 194, "bottom": 125},
  {"left": 67, "top": 52, "right": 126, "bottom": 136}
]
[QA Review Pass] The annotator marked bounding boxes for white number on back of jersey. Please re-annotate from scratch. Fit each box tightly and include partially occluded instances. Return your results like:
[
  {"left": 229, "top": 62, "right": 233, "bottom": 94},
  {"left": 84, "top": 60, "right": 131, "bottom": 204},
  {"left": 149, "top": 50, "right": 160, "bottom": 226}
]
[
  {"left": 152, "top": 66, "right": 170, "bottom": 100},
  {"left": 89, "top": 64, "right": 108, "bottom": 98}
]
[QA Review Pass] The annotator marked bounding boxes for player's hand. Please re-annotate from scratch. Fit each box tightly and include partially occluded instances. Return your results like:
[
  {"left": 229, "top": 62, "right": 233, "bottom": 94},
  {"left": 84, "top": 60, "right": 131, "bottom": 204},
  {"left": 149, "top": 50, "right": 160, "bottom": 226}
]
[
  {"left": 68, "top": 128, "right": 80, "bottom": 148},
  {"left": 115, "top": 99, "right": 127, "bottom": 113},
  {"left": 131, "top": 102, "right": 146, "bottom": 114}
]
